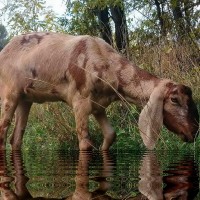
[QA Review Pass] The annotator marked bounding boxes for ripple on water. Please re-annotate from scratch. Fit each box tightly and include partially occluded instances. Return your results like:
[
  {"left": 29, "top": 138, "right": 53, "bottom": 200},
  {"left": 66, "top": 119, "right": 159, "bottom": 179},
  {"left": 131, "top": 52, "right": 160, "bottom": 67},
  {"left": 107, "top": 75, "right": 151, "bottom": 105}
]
[{"left": 0, "top": 150, "right": 199, "bottom": 199}]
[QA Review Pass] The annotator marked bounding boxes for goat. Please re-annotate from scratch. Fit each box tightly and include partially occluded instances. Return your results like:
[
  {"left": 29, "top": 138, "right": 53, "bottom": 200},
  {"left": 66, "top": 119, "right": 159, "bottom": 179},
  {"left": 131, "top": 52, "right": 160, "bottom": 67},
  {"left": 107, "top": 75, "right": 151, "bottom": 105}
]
[{"left": 0, "top": 32, "right": 199, "bottom": 150}]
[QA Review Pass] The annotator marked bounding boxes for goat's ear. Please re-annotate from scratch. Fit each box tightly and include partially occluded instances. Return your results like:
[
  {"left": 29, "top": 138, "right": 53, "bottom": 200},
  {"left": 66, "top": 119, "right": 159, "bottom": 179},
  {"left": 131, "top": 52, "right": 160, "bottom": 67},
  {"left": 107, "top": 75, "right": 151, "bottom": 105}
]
[{"left": 138, "top": 82, "right": 168, "bottom": 150}]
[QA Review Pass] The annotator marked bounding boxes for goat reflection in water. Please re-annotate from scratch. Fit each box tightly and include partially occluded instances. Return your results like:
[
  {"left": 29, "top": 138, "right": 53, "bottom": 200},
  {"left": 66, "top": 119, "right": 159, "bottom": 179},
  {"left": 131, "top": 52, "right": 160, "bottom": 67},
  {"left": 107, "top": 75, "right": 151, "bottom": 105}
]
[
  {"left": 139, "top": 152, "right": 199, "bottom": 200},
  {"left": 0, "top": 151, "right": 199, "bottom": 200}
]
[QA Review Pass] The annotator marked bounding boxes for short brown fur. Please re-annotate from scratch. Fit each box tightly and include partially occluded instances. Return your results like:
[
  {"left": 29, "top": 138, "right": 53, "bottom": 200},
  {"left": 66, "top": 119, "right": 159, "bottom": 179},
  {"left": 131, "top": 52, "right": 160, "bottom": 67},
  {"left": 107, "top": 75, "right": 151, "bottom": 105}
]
[{"left": 68, "top": 39, "right": 87, "bottom": 90}]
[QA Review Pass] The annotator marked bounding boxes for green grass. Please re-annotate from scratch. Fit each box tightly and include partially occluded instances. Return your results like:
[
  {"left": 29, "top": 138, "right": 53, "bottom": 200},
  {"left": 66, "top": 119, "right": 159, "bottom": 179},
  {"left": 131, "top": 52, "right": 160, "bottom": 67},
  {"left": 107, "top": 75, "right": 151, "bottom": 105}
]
[{"left": 6, "top": 100, "right": 198, "bottom": 152}]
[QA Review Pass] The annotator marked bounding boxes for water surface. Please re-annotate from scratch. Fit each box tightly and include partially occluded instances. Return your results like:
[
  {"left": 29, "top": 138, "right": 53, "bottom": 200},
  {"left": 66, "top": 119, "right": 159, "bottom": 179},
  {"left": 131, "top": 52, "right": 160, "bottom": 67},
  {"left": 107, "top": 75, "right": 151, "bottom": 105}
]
[{"left": 0, "top": 150, "right": 199, "bottom": 199}]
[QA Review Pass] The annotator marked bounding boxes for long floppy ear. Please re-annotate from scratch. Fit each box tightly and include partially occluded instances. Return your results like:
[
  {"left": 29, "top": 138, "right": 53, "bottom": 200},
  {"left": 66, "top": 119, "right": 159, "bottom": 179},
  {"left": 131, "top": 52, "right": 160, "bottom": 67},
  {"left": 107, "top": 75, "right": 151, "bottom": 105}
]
[{"left": 138, "top": 81, "right": 169, "bottom": 150}]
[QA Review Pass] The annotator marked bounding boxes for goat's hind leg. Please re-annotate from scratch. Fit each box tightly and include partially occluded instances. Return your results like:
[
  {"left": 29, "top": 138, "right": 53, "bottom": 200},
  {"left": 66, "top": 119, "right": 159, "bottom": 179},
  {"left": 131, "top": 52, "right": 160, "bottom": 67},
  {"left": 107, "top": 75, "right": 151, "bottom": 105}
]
[
  {"left": 94, "top": 111, "right": 116, "bottom": 151},
  {"left": 10, "top": 101, "right": 32, "bottom": 150},
  {"left": 0, "top": 93, "right": 19, "bottom": 150}
]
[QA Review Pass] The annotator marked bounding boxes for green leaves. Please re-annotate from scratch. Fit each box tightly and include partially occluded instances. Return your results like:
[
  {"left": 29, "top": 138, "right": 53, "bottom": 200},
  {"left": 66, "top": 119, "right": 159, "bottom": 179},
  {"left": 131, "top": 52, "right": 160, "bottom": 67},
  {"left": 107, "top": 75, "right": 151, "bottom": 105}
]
[{"left": 1, "top": 0, "right": 60, "bottom": 35}]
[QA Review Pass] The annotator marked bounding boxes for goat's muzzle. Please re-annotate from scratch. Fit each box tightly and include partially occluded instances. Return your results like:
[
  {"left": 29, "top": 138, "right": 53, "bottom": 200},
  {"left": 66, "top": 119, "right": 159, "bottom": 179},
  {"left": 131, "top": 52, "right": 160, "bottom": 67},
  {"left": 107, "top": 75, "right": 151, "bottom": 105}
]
[
  {"left": 180, "top": 127, "right": 199, "bottom": 143},
  {"left": 182, "top": 134, "right": 194, "bottom": 143}
]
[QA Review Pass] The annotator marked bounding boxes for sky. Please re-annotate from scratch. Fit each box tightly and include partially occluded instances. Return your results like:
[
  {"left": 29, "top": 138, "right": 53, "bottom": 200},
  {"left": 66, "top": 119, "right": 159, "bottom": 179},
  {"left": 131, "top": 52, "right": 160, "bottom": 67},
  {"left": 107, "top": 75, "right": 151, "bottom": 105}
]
[
  {"left": 0, "top": 0, "right": 66, "bottom": 14},
  {"left": 0, "top": 0, "right": 66, "bottom": 25},
  {"left": 45, "top": 0, "right": 66, "bottom": 16}
]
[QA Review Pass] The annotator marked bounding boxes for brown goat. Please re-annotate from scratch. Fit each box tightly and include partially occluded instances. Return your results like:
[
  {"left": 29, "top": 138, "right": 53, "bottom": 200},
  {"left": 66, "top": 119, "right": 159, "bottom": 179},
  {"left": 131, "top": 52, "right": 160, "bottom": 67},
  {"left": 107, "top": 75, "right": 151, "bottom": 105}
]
[{"left": 0, "top": 32, "right": 199, "bottom": 150}]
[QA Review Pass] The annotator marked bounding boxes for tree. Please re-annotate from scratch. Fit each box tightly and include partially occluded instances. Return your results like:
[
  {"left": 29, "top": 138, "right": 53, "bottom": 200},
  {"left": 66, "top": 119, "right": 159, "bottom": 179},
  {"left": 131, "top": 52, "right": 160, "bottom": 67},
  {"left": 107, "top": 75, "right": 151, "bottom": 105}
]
[
  {"left": 0, "top": 24, "right": 8, "bottom": 50},
  {"left": 63, "top": 0, "right": 129, "bottom": 55},
  {"left": 97, "top": 6, "right": 113, "bottom": 45},
  {"left": 1, "top": 0, "right": 61, "bottom": 36},
  {"left": 60, "top": 0, "right": 99, "bottom": 36},
  {"left": 110, "top": 4, "right": 129, "bottom": 52},
  {"left": 154, "top": 0, "right": 167, "bottom": 36},
  {"left": 129, "top": 0, "right": 200, "bottom": 43}
]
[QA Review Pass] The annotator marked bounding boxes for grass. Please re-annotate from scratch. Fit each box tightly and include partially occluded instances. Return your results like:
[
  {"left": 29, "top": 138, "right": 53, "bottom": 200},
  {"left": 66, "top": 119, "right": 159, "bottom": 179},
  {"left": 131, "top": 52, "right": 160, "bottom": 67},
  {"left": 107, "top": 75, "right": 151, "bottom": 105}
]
[
  {"left": 133, "top": 40, "right": 200, "bottom": 100},
  {"left": 18, "top": 101, "right": 200, "bottom": 152}
]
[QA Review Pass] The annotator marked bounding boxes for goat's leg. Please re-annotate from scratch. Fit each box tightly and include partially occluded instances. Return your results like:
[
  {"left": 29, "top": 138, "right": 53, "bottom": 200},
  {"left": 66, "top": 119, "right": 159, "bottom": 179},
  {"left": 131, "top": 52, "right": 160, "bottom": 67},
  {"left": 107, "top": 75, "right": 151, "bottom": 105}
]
[
  {"left": 10, "top": 101, "right": 32, "bottom": 150},
  {"left": 73, "top": 98, "right": 93, "bottom": 151},
  {"left": 94, "top": 111, "right": 116, "bottom": 151},
  {"left": 0, "top": 94, "right": 19, "bottom": 150}
]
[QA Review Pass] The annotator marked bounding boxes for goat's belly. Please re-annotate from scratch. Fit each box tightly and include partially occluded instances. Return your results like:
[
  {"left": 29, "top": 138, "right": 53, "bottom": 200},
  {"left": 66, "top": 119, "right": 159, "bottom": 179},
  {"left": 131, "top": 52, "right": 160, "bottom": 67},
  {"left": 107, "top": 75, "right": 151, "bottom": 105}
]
[{"left": 24, "top": 87, "right": 62, "bottom": 103}]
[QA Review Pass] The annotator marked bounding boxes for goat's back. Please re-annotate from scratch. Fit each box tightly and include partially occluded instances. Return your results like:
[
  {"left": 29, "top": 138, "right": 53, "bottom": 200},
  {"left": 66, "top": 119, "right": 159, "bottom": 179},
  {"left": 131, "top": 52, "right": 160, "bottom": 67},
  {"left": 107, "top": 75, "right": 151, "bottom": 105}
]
[{"left": 0, "top": 32, "right": 120, "bottom": 103}]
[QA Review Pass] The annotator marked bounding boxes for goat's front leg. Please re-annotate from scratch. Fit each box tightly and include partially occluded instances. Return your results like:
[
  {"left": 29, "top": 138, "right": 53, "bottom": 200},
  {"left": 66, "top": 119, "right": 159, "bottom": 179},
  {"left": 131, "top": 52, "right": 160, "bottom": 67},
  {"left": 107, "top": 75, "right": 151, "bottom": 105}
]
[
  {"left": 73, "top": 98, "right": 93, "bottom": 151},
  {"left": 0, "top": 94, "right": 19, "bottom": 150},
  {"left": 94, "top": 111, "right": 116, "bottom": 151},
  {"left": 10, "top": 101, "right": 32, "bottom": 150}
]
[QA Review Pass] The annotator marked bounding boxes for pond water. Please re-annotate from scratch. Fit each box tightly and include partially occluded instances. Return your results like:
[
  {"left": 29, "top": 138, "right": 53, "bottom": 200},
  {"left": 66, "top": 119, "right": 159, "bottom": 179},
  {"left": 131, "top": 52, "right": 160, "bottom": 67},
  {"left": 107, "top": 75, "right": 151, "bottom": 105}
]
[{"left": 0, "top": 150, "right": 199, "bottom": 199}]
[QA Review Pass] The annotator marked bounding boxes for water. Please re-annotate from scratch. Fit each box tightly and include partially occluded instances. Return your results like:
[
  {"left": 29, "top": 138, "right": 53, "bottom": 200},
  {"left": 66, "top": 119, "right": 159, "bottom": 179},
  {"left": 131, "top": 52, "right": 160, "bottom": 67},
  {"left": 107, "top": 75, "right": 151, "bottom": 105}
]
[{"left": 0, "top": 150, "right": 199, "bottom": 199}]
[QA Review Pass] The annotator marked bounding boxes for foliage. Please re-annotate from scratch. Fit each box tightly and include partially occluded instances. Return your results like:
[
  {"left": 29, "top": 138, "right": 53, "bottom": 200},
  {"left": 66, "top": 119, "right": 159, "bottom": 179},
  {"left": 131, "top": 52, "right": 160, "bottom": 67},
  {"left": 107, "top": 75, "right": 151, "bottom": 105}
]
[
  {"left": 60, "top": 0, "right": 99, "bottom": 35},
  {"left": 129, "top": 0, "right": 200, "bottom": 40},
  {"left": 61, "top": 0, "right": 200, "bottom": 45},
  {"left": 60, "top": 0, "right": 127, "bottom": 36},
  {"left": 0, "top": 0, "right": 62, "bottom": 36}
]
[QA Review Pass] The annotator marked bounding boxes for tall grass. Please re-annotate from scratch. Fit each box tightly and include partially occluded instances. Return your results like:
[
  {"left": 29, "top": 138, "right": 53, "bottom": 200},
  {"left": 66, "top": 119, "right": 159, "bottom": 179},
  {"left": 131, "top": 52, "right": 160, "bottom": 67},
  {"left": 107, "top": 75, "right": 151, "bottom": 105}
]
[
  {"left": 17, "top": 41, "right": 200, "bottom": 151},
  {"left": 132, "top": 40, "right": 200, "bottom": 100}
]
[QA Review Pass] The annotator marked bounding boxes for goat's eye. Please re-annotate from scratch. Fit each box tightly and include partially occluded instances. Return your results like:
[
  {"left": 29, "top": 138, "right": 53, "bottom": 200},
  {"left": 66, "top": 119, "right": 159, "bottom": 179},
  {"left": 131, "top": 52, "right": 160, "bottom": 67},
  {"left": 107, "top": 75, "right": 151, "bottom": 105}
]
[{"left": 171, "top": 97, "right": 179, "bottom": 104}]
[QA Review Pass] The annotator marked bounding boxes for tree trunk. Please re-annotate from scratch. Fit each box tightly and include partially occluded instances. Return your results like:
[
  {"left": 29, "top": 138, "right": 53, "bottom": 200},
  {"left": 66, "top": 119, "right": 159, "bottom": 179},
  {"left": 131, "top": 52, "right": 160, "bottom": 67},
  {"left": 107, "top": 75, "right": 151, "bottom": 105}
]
[
  {"left": 170, "top": 0, "right": 186, "bottom": 41},
  {"left": 97, "top": 7, "right": 113, "bottom": 45},
  {"left": 154, "top": 0, "right": 166, "bottom": 36},
  {"left": 110, "top": 4, "right": 129, "bottom": 56}
]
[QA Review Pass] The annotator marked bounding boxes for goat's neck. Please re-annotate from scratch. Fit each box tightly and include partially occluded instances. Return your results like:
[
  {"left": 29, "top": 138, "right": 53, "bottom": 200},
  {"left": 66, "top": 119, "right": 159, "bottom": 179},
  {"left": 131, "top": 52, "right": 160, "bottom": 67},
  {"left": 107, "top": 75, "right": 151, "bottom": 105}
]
[{"left": 117, "top": 62, "right": 160, "bottom": 106}]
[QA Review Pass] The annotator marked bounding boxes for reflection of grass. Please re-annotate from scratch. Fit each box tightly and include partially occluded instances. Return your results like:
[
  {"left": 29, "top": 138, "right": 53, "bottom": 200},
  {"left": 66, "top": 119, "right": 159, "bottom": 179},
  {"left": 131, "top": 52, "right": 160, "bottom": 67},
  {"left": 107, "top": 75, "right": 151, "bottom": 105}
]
[
  {"left": 23, "top": 150, "right": 143, "bottom": 199},
  {"left": 23, "top": 150, "right": 78, "bottom": 198}
]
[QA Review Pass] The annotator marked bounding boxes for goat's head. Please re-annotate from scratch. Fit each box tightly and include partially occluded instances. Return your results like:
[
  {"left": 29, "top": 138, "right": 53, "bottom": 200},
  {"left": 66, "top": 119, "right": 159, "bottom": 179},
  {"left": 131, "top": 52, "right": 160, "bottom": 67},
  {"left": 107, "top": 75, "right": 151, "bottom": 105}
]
[
  {"left": 163, "top": 83, "right": 199, "bottom": 142},
  {"left": 138, "top": 80, "right": 199, "bottom": 150}
]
